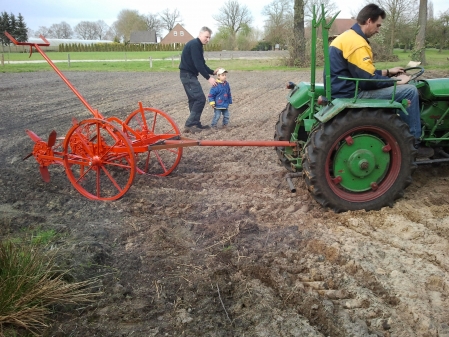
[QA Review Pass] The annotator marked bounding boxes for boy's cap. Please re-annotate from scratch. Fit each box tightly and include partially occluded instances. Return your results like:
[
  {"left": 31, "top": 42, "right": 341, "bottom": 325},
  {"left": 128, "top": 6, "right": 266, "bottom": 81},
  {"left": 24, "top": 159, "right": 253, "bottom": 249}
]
[{"left": 217, "top": 68, "right": 228, "bottom": 75}]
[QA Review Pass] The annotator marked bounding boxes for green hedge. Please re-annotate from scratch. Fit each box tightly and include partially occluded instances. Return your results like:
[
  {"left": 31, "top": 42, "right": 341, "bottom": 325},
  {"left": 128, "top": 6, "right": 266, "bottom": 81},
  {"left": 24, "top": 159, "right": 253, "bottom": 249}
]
[{"left": 59, "top": 42, "right": 223, "bottom": 52}]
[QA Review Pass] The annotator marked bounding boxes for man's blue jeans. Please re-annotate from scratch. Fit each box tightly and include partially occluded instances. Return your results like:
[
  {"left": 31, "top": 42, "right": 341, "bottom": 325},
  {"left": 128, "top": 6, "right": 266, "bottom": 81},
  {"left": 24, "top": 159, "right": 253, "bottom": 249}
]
[
  {"left": 357, "top": 84, "right": 421, "bottom": 140},
  {"left": 211, "top": 108, "right": 230, "bottom": 127},
  {"left": 180, "top": 72, "right": 206, "bottom": 127}
]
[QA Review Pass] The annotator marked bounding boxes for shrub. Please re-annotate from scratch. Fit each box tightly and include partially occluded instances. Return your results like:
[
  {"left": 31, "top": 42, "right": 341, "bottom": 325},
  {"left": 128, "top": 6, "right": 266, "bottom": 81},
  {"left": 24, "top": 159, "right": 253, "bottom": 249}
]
[{"left": 0, "top": 241, "right": 97, "bottom": 335}]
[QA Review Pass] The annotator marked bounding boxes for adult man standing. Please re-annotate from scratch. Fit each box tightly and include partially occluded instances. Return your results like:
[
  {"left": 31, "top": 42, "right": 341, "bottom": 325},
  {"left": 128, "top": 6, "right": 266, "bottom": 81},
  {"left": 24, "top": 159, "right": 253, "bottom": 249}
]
[
  {"left": 329, "top": 3, "right": 433, "bottom": 158},
  {"left": 179, "top": 27, "right": 218, "bottom": 133}
]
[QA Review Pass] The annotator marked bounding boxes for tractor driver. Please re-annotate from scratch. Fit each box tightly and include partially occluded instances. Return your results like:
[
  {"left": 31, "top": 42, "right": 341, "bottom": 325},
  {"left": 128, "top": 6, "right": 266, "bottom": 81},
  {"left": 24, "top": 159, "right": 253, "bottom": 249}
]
[{"left": 328, "top": 3, "right": 434, "bottom": 158}]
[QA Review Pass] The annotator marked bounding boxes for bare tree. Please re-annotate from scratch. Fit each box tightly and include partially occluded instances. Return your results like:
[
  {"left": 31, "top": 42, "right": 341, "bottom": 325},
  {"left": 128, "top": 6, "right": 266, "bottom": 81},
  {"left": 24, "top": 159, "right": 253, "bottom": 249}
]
[
  {"left": 291, "top": 0, "right": 306, "bottom": 66},
  {"left": 74, "top": 21, "right": 99, "bottom": 40},
  {"left": 377, "top": 0, "right": 417, "bottom": 53},
  {"left": 304, "top": 0, "right": 338, "bottom": 20},
  {"left": 428, "top": 0, "right": 434, "bottom": 19},
  {"left": 435, "top": 10, "right": 449, "bottom": 52},
  {"left": 27, "top": 28, "right": 35, "bottom": 38},
  {"left": 159, "top": 8, "right": 183, "bottom": 32},
  {"left": 113, "top": 9, "right": 147, "bottom": 42},
  {"left": 105, "top": 24, "right": 120, "bottom": 42},
  {"left": 213, "top": 0, "right": 253, "bottom": 40},
  {"left": 144, "top": 13, "right": 163, "bottom": 37},
  {"left": 262, "top": 0, "right": 293, "bottom": 48},
  {"left": 49, "top": 21, "right": 73, "bottom": 39},
  {"left": 413, "top": 0, "right": 427, "bottom": 64},
  {"left": 95, "top": 20, "right": 110, "bottom": 40},
  {"left": 35, "top": 26, "right": 52, "bottom": 38}
]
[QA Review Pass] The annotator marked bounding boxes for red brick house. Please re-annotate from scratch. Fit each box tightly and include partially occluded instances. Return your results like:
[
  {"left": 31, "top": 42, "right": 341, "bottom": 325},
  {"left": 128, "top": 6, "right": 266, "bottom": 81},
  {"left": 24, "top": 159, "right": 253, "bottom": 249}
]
[
  {"left": 330, "top": 18, "right": 357, "bottom": 36},
  {"left": 160, "top": 24, "right": 194, "bottom": 45},
  {"left": 305, "top": 18, "right": 357, "bottom": 42}
]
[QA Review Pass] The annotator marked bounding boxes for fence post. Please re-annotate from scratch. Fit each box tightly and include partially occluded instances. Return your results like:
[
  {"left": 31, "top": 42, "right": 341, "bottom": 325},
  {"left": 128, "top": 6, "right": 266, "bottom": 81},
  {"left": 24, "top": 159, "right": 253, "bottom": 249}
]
[
  {"left": 68, "top": 53, "right": 70, "bottom": 68},
  {"left": 125, "top": 52, "right": 127, "bottom": 61},
  {"left": 1, "top": 54, "right": 3, "bottom": 67},
  {"left": 149, "top": 56, "right": 152, "bottom": 68},
  {"left": 172, "top": 55, "right": 174, "bottom": 67}
]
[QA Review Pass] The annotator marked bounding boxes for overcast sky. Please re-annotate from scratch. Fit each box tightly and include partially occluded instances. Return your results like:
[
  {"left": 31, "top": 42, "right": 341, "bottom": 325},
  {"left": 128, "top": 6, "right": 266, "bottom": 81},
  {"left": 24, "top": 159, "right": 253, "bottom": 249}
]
[{"left": 2, "top": 0, "right": 448, "bottom": 38}]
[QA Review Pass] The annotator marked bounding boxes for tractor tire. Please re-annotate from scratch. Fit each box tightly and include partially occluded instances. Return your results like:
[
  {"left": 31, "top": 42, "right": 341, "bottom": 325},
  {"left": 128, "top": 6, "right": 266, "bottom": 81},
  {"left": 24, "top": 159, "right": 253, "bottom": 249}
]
[
  {"left": 302, "top": 109, "right": 417, "bottom": 212},
  {"left": 274, "top": 103, "right": 308, "bottom": 171}
]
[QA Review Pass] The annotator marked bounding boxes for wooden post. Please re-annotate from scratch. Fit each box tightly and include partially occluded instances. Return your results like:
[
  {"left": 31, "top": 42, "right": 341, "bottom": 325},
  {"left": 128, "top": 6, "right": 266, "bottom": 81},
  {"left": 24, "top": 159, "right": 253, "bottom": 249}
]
[
  {"left": 149, "top": 56, "right": 152, "bottom": 68},
  {"left": 172, "top": 55, "right": 174, "bottom": 67},
  {"left": 1, "top": 54, "right": 4, "bottom": 66},
  {"left": 125, "top": 52, "right": 127, "bottom": 61},
  {"left": 68, "top": 53, "right": 70, "bottom": 68}
]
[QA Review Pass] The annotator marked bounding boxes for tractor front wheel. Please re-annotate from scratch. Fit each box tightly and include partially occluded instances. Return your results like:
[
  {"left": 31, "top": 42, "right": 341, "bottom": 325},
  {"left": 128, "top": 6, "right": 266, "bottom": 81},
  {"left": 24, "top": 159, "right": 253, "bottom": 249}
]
[
  {"left": 303, "top": 109, "right": 416, "bottom": 212},
  {"left": 274, "top": 103, "right": 308, "bottom": 171}
]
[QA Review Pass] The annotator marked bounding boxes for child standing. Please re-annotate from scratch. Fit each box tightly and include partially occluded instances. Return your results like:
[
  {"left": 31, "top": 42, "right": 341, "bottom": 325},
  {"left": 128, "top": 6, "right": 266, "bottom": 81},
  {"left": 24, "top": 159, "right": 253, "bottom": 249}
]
[{"left": 208, "top": 68, "right": 232, "bottom": 129}]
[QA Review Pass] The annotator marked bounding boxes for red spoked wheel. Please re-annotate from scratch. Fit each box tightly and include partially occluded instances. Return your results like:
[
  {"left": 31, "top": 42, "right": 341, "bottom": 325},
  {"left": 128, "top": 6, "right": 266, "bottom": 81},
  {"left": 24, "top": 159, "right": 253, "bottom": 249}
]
[
  {"left": 63, "top": 118, "right": 136, "bottom": 201},
  {"left": 123, "top": 106, "right": 182, "bottom": 176}
]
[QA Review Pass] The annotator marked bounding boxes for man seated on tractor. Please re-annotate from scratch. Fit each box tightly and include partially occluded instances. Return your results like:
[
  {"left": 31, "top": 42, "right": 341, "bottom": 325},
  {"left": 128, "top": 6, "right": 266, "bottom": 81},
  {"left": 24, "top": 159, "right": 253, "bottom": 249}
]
[{"left": 328, "top": 3, "right": 433, "bottom": 158}]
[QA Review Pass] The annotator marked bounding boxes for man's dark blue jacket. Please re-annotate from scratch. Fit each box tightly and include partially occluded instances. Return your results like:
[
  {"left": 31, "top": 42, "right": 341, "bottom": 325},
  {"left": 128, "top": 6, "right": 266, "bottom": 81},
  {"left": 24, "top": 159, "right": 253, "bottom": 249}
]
[{"left": 179, "top": 38, "right": 214, "bottom": 79}]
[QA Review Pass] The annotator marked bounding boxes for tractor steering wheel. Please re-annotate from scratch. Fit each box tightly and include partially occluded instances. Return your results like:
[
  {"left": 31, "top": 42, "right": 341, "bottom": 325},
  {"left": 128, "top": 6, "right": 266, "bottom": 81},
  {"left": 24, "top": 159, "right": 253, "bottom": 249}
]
[{"left": 403, "top": 66, "right": 425, "bottom": 82}]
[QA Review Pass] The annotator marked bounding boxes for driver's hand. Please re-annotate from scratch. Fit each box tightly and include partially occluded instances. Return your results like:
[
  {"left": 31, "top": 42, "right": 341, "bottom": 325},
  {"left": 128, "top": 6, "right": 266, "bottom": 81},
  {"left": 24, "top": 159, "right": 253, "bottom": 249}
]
[
  {"left": 397, "top": 74, "right": 410, "bottom": 85},
  {"left": 389, "top": 67, "right": 405, "bottom": 76}
]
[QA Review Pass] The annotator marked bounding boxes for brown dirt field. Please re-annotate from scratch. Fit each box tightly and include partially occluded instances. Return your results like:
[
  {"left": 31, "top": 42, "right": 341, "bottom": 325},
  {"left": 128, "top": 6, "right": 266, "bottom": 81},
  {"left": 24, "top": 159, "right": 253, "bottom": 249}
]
[{"left": 1, "top": 68, "right": 449, "bottom": 337}]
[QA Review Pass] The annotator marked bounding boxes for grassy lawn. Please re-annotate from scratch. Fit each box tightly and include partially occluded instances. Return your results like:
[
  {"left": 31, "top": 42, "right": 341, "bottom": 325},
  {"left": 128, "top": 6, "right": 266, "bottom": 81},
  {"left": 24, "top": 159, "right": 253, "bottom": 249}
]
[
  {"left": 1, "top": 49, "right": 448, "bottom": 73},
  {"left": 1, "top": 50, "right": 181, "bottom": 61},
  {"left": 376, "top": 48, "right": 449, "bottom": 71},
  {"left": 0, "top": 53, "right": 294, "bottom": 73}
]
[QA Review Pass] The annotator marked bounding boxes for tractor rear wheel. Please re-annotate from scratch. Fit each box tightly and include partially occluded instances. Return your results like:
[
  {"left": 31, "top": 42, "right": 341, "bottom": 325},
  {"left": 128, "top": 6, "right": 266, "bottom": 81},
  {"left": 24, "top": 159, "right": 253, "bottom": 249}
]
[
  {"left": 274, "top": 103, "right": 308, "bottom": 171},
  {"left": 302, "top": 109, "right": 416, "bottom": 212}
]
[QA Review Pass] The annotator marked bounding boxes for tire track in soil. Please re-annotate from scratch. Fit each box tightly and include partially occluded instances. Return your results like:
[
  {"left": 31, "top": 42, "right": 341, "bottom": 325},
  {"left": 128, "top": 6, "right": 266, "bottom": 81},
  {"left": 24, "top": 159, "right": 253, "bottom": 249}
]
[{"left": 1, "top": 70, "right": 448, "bottom": 337}]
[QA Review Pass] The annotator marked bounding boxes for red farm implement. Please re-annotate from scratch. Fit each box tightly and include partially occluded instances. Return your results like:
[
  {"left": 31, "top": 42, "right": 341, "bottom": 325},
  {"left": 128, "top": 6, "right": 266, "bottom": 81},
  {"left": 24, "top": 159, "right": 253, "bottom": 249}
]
[{"left": 5, "top": 32, "right": 298, "bottom": 201}]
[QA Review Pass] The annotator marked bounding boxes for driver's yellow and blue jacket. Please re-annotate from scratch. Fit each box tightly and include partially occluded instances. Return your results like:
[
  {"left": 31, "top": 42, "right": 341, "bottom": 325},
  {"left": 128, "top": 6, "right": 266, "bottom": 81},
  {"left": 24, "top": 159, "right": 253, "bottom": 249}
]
[{"left": 328, "top": 23, "right": 392, "bottom": 98}]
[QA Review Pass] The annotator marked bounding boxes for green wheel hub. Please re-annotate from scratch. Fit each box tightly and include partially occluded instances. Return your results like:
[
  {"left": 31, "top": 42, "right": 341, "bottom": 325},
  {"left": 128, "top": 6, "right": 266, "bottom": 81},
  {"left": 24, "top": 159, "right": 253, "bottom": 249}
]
[{"left": 333, "top": 134, "right": 390, "bottom": 192}]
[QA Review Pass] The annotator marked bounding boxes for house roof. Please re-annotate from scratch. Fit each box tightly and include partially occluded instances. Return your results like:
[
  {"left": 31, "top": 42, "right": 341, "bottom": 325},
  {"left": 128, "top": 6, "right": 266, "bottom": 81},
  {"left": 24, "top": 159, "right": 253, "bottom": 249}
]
[
  {"left": 330, "top": 18, "right": 357, "bottom": 35},
  {"left": 130, "top": 30, "right": 157, "bottom": 44},
  {"left": 160, "top": 24, "right": 194, "bottom": 44}
]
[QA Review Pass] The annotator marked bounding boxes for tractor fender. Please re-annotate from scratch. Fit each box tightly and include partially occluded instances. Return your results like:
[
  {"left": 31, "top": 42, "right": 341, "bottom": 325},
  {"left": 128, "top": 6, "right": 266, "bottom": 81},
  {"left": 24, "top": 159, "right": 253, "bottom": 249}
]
[
  {"left": 287, "top": 82, "right": 325, "bottom": 109},
  {"left": 418, "top": 78, "right": 449, "bottom": 101},
  {"left": 314, "top": 98, "right": 407, "bottom": 123}
]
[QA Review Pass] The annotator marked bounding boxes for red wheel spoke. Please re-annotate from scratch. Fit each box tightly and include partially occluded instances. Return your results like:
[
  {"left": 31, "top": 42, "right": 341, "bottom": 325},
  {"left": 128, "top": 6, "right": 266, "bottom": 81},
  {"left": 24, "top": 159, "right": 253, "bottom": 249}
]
[
  {"left": 153, "top": 150, "right": 168, "bottom": 174},
  {"left": 151, "top": 112, "right": 157, "bottom": 132},
  {"left": 139, "top": 111, "right": 149, "bottom": 131},
  {"left": 96, "top": 167, "right": 101, "bottom": 198},
  {"left": 95, "top": 122, "right": 101, "bottom": 156},
  {"left": 73, "top": 128, "right": 94, "bottom": 157},
  {"left": 144, "top": 152, "right": 151, "bottom": 172},
  {"left": 101, "top": 165, "right": 123, "bottom": 193}
]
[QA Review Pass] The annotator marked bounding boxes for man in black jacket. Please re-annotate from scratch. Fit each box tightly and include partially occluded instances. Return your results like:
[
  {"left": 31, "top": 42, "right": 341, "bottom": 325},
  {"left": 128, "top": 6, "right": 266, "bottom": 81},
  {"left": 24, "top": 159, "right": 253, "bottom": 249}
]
[{"left": 179, "top": 27, "right": 218, "bottom": 133}]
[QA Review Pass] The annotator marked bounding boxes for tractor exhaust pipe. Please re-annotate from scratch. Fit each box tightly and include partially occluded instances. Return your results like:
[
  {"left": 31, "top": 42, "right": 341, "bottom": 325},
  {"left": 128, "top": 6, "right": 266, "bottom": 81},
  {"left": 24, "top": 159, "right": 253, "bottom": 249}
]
[{"left": 285, "top": 172, "right": 302, "bottom": 193}]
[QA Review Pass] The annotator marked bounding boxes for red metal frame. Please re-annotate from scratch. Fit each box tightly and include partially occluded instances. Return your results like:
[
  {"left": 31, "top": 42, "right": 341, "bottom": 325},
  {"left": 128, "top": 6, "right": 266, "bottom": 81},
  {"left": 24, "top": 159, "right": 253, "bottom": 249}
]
[{"left": 5, "top": 31, "right": 299, "bottom": 200}]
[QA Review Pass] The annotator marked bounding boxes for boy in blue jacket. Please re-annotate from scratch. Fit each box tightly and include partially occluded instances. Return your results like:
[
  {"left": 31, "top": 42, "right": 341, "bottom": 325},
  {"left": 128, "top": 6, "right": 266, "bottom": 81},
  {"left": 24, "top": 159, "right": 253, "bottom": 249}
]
[{"left": 208, "top": 68, "right": 232, "bottom": 129}]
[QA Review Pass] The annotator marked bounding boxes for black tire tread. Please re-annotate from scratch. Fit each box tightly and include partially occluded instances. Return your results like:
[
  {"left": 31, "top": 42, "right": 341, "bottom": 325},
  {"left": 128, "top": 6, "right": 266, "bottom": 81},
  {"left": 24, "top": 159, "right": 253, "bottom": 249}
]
[
  {"left": 302, "top": 109, "right": 417, "bottom": 212},
  {"left": 274, "top": 103, "right": 308, "bottom": 171}
]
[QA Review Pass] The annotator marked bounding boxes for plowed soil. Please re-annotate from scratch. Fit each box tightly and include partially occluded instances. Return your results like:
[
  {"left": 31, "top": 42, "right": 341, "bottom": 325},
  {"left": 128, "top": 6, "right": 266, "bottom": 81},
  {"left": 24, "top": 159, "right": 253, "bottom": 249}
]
[{"left": 1, "top": 68, "right": 448, "bottom": 337}]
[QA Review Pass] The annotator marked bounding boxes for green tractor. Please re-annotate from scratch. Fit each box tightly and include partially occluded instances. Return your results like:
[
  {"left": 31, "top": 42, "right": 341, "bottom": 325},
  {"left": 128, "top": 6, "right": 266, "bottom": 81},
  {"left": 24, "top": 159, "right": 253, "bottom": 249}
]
[{"left": 275, "top": 6, "right": 449, "bottom": 212}]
